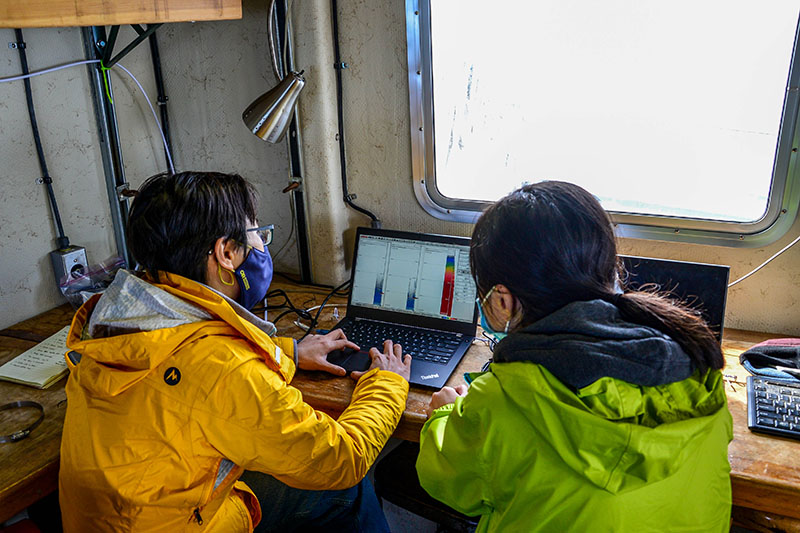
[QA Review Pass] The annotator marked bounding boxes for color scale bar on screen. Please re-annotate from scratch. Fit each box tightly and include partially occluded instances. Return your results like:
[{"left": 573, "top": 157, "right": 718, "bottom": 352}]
[{"left": 439, "top": 255, "right": 455, "bottom": 316}]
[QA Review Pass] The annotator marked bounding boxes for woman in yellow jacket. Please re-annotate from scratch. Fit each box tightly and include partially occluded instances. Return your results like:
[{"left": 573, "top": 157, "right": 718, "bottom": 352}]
[{"left": 59, "top": 171, "right": 411, "bottom": 532}]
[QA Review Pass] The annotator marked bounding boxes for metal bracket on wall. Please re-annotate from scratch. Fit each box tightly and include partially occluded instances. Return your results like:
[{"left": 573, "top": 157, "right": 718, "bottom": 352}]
[
  {"left": 82, "top": 23, "right": 170, "bottom": 268},
  {"left": 98, "top": 24, "right": 162, "bottom": 68},
  {"left": 82, "top": 26, "right": 132, "bottom": 267}
]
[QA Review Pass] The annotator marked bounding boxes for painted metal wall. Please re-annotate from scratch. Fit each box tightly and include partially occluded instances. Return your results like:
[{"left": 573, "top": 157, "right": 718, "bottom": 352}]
[{"left": 0, "top": 0, "right": 298, "bottom": 329}]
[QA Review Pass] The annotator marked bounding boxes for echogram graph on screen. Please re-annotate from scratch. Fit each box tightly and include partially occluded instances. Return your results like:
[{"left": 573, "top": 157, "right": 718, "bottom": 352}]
[
  {"left": 373, "top": 268, "right": 385, "bottom": 306},
  {"left": 406, "top": 278, "right": 417, "bottom": 310}
]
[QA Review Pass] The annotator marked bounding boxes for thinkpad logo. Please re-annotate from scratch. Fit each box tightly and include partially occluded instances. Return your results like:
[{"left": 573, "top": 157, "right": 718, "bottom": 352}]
[{"left": 420, "top": 373, "right": 439, "bottom": 380}]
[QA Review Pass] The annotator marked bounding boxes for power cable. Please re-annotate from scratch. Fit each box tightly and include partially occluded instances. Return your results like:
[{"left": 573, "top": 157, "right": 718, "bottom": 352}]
[
  {"left": 261, "top": 288, "right": 313, "bottom": 321},
  {"left": 728, "top": 232, "right": 800, "bottom": 288},
  {"left": 13, "top": 28, "right": 69, "bottom": 250},
  {"left": 0, "top": 58, "right": 99, "bottom": 83},
  {"left": 330, "top": 0, "right": 381, "bottom": 228},
  {"left": 147, "top": 32, "right": 174, "bottom": 173},
  {"left": 299, "top": 279, "right": 351, "bottom": 341},
  {"left": 112, "top": 63, "right": 175, "bottom": 173},
  {"left": 0, "top": 58, "right": 175, "bottom": 174}
]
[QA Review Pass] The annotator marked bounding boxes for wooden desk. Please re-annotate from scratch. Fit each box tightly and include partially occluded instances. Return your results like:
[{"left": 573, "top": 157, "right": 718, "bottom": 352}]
[
  {"left": 0, "top": 304, "right": 74, "bottom": 524},
  {"left": 1, "top": 283, "right": 799, "bottom": 528}
]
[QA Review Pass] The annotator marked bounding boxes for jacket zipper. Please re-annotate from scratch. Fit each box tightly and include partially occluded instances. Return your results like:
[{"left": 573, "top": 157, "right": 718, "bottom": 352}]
[{"left": 193, "top": 508, "right": 204, "bottom": 525}]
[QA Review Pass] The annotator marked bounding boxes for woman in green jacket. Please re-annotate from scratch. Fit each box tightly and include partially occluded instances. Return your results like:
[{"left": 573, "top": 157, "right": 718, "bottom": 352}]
[{"left": 416, "top": 181, "right": 732, "bottom": 532}]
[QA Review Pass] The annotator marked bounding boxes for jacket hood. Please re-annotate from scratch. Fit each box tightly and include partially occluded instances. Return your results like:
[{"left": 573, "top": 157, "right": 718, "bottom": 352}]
[
  {"left": 487, "top": 300, "right": 730, "bottom": 494},
  {"left": 66, "top": 270, "right": 288, "bottom": 397},
  {"left": 493, "top": 299, "right": 695, "bottom": 388},
  {"left": 491, "top": 363, "right": 729, "bottom": 494}
]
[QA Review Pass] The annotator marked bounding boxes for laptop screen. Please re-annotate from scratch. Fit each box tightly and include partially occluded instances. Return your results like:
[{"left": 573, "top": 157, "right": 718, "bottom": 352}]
[
  {"left": 350, "top": 232, "right": 477, "bottom": 324},
  {"left": 620, "top": 255, "right": 730, "bottom": 342}
]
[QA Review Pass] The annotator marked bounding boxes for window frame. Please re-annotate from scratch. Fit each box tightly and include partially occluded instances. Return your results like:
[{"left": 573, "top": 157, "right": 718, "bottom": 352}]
[{"left": 405, "top": 0, "right": 800, "bottom": 247}]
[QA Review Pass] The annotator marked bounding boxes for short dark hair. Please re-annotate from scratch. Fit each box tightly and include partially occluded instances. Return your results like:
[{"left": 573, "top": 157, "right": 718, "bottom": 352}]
[
  {"left": 470, "top": 180, "right": 723, "bottom": 374},
  {"left": 126, "top": 171, "right": 258, "bottom": 283}
]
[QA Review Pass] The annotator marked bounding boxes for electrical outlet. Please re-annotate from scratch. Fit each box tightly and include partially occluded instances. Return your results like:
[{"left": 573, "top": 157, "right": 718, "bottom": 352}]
[{"left": 50, "top": 245, "right": 88, "bottom": 286}]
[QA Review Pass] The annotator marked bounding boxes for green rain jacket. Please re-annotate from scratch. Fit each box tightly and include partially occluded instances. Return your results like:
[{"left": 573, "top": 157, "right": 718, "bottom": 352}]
[{"left": 416, "top": 301, "right": 733, "bottom": 533}]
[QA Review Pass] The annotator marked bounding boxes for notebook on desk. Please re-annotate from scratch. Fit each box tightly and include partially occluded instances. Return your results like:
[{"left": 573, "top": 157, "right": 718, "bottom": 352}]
[{"left": 327, "top": 227, "right": 478, "bottom": 389}]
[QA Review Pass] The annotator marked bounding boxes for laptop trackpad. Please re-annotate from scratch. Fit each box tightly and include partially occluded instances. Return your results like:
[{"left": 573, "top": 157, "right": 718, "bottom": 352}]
[{"left": 327, "top": 349, "right": 372, "bottom": 373}]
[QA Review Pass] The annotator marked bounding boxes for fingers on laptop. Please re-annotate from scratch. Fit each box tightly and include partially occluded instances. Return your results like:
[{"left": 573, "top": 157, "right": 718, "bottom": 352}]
[
  {"left": 350, "top": 339, "right": 412, "bottom": 381},
  {"left": 326, "top": 329, "right": 360, "bottom": 352}
]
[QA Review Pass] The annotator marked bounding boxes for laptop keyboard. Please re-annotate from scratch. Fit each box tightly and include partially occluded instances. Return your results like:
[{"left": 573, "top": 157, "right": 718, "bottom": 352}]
[{"left": 340, "top": 320, "right": 462, "bottom": 365}]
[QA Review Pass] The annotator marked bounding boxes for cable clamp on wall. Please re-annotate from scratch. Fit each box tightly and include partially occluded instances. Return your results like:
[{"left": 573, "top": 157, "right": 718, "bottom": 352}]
[
  {"left": 115, "top": 182, "right": 133, "bottom": 199},
  {"left": 8, "top": 40, "right": 25, "bottom": 49}
]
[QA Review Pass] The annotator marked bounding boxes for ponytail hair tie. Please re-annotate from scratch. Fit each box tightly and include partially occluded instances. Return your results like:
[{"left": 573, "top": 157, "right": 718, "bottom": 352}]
[{"left": 610, "top": 292, "right": 624, "bottom": 306}]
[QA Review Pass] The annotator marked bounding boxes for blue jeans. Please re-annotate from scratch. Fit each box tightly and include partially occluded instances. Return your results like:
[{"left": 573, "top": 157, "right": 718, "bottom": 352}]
[{"left": 239, "top": 471, "right": 390, "bottom": 533}]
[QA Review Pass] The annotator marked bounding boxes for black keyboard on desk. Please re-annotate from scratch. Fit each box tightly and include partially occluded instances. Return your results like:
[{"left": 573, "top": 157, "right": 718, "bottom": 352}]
[
  {"left": 747, "top": 376, "right": 800, "bottom": 441},
  {"left": 340, "top": 321, "right": 461, "bottom": 365}
]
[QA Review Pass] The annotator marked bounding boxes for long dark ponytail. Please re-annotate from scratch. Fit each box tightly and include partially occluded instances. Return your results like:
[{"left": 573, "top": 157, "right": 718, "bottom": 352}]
[{"left": 470, "top": 181, "right": 723, "bottom": 374}]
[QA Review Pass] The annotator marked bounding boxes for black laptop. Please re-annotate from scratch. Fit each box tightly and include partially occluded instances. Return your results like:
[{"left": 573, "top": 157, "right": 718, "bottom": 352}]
[
  {"left": 327, "top": 227, "right": 478, "bottom": 389},
  {"left": 619, "top": 255, "right": 730, "bottom": 342}
]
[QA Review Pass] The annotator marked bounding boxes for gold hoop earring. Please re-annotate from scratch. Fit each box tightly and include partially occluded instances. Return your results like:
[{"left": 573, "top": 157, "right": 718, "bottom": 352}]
[{"left": 218, "top": 264, "right": 236, "bottom": 286}]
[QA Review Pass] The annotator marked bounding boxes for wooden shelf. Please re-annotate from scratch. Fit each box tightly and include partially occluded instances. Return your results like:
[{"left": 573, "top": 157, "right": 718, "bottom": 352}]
[{"left": 0, "top": 0, "right": 242, "bottom": 28}]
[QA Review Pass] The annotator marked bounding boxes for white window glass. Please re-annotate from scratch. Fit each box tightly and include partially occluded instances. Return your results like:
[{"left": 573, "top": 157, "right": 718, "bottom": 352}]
[{"left": 428, "top": 0, "right": 799, "bottom": 222}]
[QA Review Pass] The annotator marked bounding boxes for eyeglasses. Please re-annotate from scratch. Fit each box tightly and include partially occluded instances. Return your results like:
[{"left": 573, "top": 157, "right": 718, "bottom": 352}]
[
  {"left": 477, "top": 285, "right": 497, "bottom": 308},
  {"left": 247, "top": 224, "right": 274, "bottom": 246}
]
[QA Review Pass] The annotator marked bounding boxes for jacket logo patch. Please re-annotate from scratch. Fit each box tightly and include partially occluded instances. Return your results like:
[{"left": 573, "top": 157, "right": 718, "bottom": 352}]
[{"left": 164, "top": 367, "right": 181, "bottom": 386}]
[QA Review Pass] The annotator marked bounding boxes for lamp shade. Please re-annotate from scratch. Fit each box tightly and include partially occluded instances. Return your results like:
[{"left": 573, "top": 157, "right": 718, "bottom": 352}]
[{"left": 242, "top": 71, "right": 305, "bottom": 143}]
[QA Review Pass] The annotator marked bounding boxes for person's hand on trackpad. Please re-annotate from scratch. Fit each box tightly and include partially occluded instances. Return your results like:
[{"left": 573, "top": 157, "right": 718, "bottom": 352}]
[
  {"left": 296, "top": 329, "right": 359, "bottom": 376},
  {"left": 350, "top": 339, "right": 412, "bottom": 382},
  {"left": 327, "top": 346, "right": 372, "bottom": 374}
]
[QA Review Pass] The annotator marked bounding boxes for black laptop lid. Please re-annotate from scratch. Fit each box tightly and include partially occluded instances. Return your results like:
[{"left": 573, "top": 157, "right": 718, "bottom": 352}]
[
  {"left": 619, "top": 255, "right": 730, "bottom": 342},
  {"left": 346, "top": 228, "right": 479, "bottom": 336}
]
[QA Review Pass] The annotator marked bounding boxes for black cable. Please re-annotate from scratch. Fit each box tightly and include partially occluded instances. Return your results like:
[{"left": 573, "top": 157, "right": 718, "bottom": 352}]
[
  {"left": 481, "top": 331, "right": 498, "bottom": 352},
  {"left": 14, "top": 29, "right": 69, "bottom": 250},
  {"left": 255, "top": 289, "right": 313, "bottom": 321},
  {"left": 330, "top": 0, "right": 381, "bottom": 228},
  {"left": 271, "top": 308, "right": 300, "bottom": 324},
  {"left": 147, "top": 29, "right": 173, "bottom": 174},
  {"left": 299, "top": 279, "right": 351, "bottom": 341},
  {"left": 254, "top": 280, "right": 351, "bottom": 331}
]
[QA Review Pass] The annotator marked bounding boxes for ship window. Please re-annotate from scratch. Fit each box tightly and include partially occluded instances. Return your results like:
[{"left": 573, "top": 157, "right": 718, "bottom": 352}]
[{"left": 406, "top": 0, "right": 800, "bottom": 245}]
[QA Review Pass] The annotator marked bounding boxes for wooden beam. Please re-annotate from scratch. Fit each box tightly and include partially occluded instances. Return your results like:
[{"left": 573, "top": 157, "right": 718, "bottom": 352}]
[{"left": 0, "top": 0, "right": 242, "bottom": 28}]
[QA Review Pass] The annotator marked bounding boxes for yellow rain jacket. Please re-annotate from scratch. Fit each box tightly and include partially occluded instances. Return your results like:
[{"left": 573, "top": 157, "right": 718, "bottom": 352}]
[{"left": 59, "top": 270, "right": 409, "bottom": 532}]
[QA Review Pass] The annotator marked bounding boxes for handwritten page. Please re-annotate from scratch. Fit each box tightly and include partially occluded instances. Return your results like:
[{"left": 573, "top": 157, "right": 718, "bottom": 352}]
[{"left": 0, "top": 326, "right": 70, "bottom": 389}]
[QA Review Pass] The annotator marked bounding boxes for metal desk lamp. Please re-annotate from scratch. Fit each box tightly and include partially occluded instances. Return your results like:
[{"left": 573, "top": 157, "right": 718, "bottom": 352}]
[{"left": 242, "top": 0, "right": 304, "bottom": 143}]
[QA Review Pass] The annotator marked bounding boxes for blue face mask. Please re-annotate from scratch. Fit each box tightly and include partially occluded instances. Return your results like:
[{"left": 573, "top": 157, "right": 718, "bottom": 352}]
[
  {"left": 234, "top": 246, "right": 273, "bottom": 310},
  {"left": 476, "top": 290, "right": 509, "bottom": 342}
]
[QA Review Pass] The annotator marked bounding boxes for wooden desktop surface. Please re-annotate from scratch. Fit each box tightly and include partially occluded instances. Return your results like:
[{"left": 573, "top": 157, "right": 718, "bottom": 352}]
[{"left": 0, "top": 280, "right": 799, "bottom": 527}]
